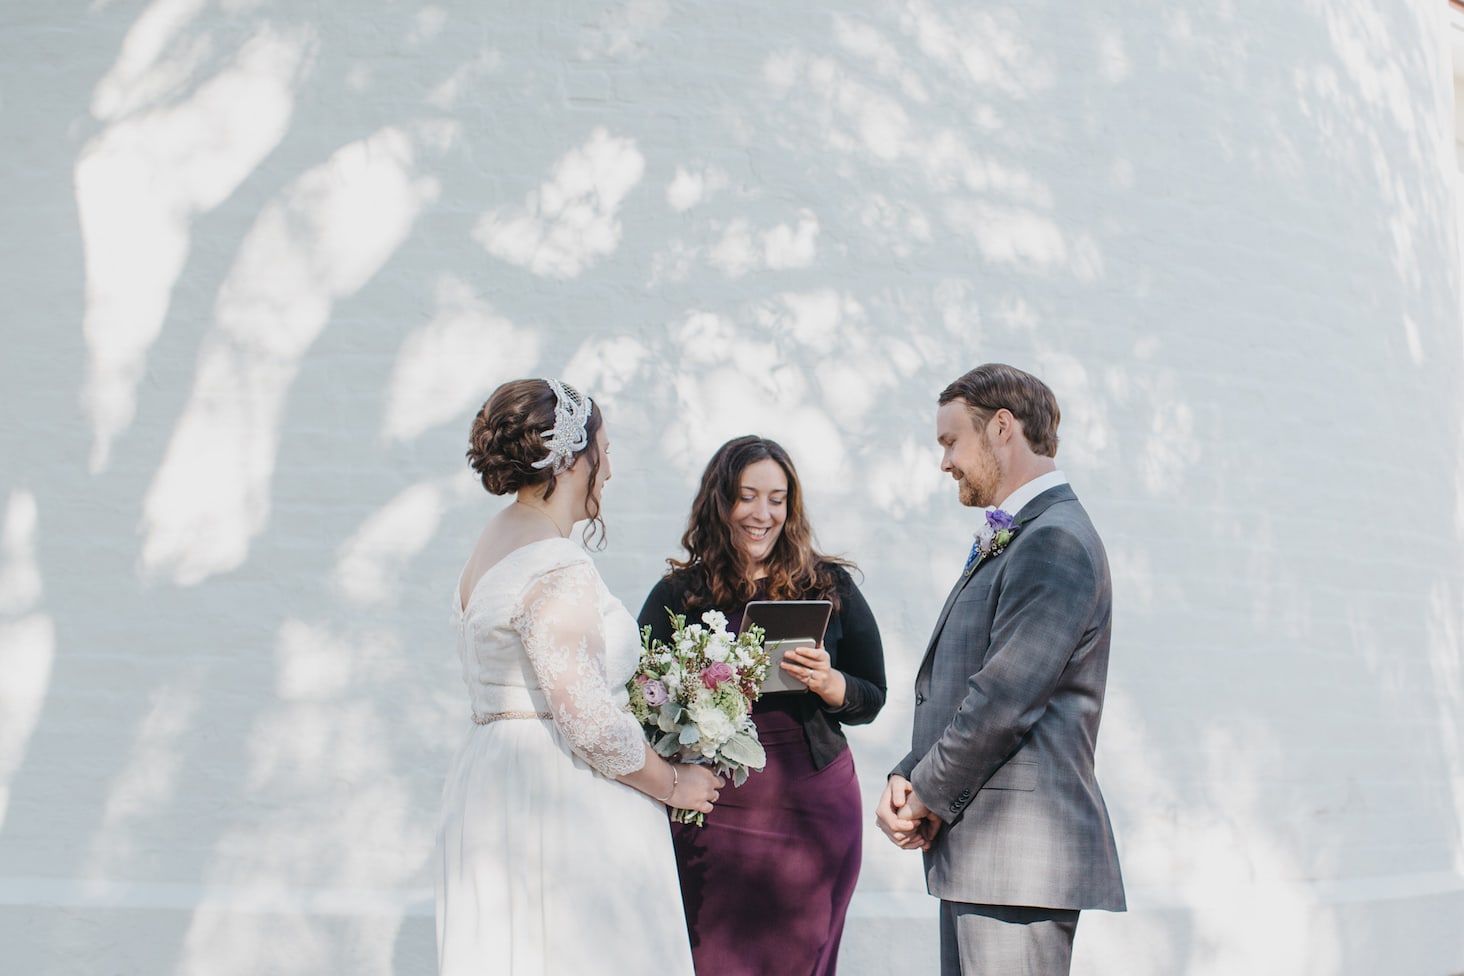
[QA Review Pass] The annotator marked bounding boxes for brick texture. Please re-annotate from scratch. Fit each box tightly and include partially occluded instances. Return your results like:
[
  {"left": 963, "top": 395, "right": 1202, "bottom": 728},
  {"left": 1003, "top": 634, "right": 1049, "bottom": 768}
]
[{"left": 1, "top": 1, "right": 1461, "bottom": 974}]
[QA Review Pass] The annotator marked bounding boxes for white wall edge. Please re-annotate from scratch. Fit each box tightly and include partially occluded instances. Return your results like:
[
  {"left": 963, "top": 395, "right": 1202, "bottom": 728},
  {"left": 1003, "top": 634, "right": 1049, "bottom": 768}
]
[{"left": 3, "top": 873, "right": 1461, "bottom": 919}]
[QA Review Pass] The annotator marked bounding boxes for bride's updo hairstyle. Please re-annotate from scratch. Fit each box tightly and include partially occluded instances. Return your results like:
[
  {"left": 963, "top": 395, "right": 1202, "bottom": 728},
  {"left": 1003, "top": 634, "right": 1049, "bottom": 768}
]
[{"left": 466, "top": 379, "right": 606, "bottom": 542}]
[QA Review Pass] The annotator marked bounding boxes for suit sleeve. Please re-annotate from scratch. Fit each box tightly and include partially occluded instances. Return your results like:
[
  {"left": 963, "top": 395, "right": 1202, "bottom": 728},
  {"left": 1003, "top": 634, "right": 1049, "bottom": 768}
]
[
  {"left": 910, "top": 523, "right": 1101, "bottom": 819},
  {"left": 822, "top": 572, "right": 887, "bottom": 725}
]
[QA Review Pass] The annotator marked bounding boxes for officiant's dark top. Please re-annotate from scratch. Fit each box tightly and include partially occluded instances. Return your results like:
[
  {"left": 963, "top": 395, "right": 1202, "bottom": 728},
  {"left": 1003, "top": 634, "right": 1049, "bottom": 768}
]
[{"left": 637, "top": 562, "right": 886, "bottom": 769}]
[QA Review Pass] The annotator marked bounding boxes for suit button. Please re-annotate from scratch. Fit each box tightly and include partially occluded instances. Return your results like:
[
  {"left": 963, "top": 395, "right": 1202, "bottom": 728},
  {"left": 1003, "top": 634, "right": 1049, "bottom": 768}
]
[{"left": 915, "top": 693, "right": 926, "bottom": 705}]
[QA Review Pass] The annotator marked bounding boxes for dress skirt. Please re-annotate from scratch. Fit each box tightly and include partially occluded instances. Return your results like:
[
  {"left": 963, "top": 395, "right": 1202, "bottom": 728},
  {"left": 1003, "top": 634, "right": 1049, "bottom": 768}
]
[
  {"left": 670, "top": 696, "right": 863, "bottom": 976},
  {"left": 435, "top": 717, "right": 694, "bottom": 975}
]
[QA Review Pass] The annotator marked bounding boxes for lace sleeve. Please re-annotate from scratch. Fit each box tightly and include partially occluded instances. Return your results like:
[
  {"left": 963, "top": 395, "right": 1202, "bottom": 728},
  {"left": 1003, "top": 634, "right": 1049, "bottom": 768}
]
[{"left": 511, "top": 560, "right": 648, "bottom": 778}]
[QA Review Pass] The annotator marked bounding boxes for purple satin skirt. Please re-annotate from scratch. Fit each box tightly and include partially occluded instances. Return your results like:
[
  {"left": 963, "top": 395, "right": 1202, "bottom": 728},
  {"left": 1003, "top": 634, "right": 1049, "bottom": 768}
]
[{"left": 670, "top": 696, "right": 863, "bottom": 976}]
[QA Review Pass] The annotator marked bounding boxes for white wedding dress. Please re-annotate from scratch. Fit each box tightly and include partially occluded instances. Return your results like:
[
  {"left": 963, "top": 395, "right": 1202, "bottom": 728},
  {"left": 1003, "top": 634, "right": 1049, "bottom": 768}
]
[{"left": 434, "top": 538, "right": 693, "bottom": 975}]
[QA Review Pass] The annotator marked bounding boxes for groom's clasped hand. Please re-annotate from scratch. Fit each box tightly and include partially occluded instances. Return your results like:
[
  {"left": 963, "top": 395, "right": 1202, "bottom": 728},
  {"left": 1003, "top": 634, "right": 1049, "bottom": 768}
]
[{"left": 875, "top": 773, "right": 940, "bottom": 851}]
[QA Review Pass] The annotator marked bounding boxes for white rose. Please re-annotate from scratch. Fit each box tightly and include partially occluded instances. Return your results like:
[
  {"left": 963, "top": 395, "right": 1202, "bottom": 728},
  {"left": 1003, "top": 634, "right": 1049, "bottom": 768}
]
[
  {"left": 706, "top": 637, "right": 731, "bottom": 662},
  {"left": 688, "top": 696, "right": 735, "bottom": 750}
]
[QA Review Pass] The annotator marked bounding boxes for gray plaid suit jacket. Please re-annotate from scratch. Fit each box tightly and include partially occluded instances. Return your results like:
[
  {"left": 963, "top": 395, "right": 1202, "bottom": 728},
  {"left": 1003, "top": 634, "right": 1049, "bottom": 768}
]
[{"left": 894, "top": 484, "right": 1125, "bottom": 911}]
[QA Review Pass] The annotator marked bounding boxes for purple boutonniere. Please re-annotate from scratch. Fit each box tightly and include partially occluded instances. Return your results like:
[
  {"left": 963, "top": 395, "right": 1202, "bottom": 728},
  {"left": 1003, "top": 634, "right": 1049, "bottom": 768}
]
[{"left": 964, "top": 509, "right": 1020, "bottom": 576}]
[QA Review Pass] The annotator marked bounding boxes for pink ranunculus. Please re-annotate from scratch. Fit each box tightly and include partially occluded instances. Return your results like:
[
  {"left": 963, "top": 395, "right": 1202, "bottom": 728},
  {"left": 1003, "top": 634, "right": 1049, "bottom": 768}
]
[
  {"left": 642, "top": 679, "right": 669, "bottom": 706},
  {"left": 700, "top": 662, "right": 735, "bottom": 690}
]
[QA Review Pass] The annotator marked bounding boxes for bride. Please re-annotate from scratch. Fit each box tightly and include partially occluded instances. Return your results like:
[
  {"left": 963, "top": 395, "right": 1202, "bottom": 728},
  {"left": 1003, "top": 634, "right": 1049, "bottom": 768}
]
[{"left": 434, "top": 378, "right": 721, "bottom": 975}]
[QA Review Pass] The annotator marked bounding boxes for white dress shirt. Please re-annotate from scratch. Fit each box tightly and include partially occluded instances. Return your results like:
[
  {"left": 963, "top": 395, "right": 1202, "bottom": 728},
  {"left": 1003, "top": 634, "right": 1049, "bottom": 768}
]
[{"left": 995, "top": 469, "right": 1069, "bottom": 518}]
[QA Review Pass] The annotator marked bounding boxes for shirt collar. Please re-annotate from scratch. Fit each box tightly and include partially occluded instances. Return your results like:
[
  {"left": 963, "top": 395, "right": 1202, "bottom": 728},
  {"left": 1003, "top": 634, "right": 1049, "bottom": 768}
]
[{"left": 994, "top": 469, "right": 1068, "bottom": 519}]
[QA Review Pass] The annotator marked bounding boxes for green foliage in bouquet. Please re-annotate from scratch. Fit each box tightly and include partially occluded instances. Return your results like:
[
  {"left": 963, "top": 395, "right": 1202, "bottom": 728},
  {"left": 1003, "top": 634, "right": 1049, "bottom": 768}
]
[{"left": 627, "top": 609, "right": 772, "bottom": 824}]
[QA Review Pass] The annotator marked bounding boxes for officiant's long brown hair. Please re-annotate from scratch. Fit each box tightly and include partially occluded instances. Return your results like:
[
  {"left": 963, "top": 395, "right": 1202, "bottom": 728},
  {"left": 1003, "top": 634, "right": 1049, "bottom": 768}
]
[{"left": 666, "top": 436, "right": 851, "bottom": 614}]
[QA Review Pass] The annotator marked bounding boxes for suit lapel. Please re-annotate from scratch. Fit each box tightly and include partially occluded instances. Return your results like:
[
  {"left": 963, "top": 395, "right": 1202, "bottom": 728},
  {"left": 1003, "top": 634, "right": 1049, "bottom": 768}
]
[
  {"left": 923, "top": 554, "right": 989, "bottom": 656},
  {"left": 915, "top": 484, "right": 1079, "bottom": 678}
]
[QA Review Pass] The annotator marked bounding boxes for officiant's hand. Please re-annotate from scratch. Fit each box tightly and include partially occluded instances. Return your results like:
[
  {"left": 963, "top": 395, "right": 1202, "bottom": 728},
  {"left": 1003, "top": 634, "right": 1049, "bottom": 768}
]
[
  {"left": 876, "top": 775, "right": 939, "bottom": 851},
  {"left": 780, "top": 643, "right": 846, "bottom": 707}
]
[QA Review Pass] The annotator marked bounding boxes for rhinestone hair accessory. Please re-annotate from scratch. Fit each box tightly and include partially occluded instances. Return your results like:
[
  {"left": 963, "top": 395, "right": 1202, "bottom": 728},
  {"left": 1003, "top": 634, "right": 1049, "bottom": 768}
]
[{"left": 531, "top": 378, "right": 594, "bottom": 473}]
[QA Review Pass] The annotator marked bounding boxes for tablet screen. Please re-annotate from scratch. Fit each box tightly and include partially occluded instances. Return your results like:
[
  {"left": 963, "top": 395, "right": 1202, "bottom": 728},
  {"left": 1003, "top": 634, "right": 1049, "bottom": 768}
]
[{"left": 741, "top": 600, "right": 832, "bottom": 643}]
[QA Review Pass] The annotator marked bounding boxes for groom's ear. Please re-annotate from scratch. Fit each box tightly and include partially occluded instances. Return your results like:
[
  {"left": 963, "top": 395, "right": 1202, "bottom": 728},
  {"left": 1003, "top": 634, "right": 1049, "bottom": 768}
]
[{"left": 989, "top": 408, "right": 1018, "bottom": 444}]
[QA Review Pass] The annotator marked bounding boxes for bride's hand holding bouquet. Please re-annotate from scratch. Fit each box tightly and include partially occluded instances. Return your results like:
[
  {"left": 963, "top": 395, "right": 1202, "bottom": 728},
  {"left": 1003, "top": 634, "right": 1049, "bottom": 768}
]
[{"left": 627, "top": 609, "right": 771, "bottom": 825}]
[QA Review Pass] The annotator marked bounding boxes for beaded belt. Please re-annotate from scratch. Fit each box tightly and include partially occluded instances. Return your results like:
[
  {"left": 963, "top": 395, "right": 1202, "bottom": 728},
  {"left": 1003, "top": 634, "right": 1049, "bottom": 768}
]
[{"left": 472, "top": 710, "right": 551, "bottom": 724}]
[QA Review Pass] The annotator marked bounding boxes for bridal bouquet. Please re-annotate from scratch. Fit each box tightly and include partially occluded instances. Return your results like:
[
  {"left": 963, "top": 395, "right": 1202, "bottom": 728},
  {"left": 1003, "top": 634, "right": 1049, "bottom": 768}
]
[{"left": 627, "top": 609, "right": 771, "bottom": 825}]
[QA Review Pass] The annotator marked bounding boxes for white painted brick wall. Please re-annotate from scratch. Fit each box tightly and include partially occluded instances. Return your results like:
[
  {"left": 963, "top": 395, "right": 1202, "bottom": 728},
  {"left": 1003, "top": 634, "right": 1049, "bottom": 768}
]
[{"left": 1, "top": 1, "right": 1461, "bottom": 974}]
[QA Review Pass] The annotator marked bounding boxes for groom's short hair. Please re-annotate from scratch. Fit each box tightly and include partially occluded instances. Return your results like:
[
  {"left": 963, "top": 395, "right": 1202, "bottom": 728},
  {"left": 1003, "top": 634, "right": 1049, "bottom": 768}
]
[{"left": 940, "top": 364, "right": 1061, "bottom": 458}]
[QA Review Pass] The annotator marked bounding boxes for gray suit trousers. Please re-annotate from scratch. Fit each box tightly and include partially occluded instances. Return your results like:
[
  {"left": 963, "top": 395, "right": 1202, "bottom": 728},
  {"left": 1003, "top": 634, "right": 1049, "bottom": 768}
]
[{"left": 939, "top": 902, "right": 1079, "bottom": 976}]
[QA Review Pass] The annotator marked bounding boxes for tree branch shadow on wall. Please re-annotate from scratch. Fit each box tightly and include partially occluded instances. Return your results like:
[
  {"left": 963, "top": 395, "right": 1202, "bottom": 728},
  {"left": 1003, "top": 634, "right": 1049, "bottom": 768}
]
[{"left": 0, "top": 1, "right": 1458, "bottom": 975}]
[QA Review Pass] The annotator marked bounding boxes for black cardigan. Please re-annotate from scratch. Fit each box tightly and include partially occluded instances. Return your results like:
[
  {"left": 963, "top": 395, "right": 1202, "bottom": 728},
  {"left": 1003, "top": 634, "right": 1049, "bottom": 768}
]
[{"left": 637, "top": 564, "right": 887, "bottom": 770}]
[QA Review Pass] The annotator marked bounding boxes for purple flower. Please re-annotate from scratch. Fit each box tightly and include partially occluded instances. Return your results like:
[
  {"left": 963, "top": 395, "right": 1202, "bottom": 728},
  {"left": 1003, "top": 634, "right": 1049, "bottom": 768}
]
[
  {"left": 639, "top": 676, "right": 669, "bottom": 706},
  {"left": 700, "top": 662, "right": 735, "bottom": 690},
  {"left": 967, "top": 509, "right": 1021, "bottom": 576}
]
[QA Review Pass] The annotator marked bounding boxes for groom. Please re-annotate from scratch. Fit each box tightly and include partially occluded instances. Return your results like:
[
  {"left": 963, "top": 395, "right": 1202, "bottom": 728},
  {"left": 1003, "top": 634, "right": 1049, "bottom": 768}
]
[{"left": 876, "top": 364, "right": 1125, "bottom": 974}]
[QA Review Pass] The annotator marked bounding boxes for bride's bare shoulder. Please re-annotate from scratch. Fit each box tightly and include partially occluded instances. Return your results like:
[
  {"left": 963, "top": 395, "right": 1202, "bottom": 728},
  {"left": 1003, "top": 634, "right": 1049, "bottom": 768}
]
[{"left": 457, "top": 511, "right": 572, "bottom": 609}]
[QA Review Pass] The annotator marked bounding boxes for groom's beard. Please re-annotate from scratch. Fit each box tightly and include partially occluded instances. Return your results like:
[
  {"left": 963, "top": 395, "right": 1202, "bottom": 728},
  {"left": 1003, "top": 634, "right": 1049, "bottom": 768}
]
[
  {"left": 954, "top": 453, "right": 1002, "bottom": 507},
  {"left": 958, "top": 476, "right": 989, "bottom": 507}
]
